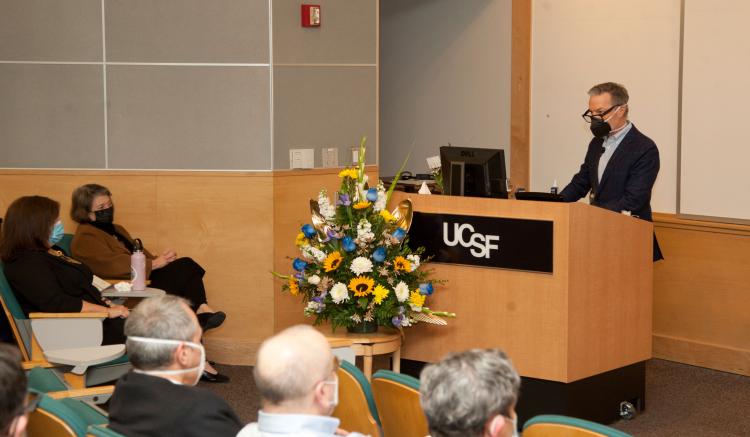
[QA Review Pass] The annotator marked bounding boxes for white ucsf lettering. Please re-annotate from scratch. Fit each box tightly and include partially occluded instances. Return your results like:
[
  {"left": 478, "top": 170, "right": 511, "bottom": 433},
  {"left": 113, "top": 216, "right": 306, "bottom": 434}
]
[{"left": 443, "top": 222, "right": 500, "bottom": 258}]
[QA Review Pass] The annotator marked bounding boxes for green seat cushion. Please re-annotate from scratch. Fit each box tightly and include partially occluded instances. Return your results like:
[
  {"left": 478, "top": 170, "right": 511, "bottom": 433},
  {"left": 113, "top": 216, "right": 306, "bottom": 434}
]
[
  {"left": 0, "top": 263, "right": 25, "bottom": 320},
  {"left": 38, "top": 394, "right": 107, "bottom": 437},
  {"left": 88, "top": 425, "right": 125, "bottom": 437},
  {"left": 341, "top": 360, "right": 381, "bottom": 425},
  {"left": 27, "top": 367, "right": 68, "bottom": 393},
  {"left": 523, "top": 414, "right": 632, "bottom": 437},
  {"left": 372, "top": 369, "right": 420, "bottom": 391},
  {"left": 57, "top": 234, "right": 74, "bottom": 256}
]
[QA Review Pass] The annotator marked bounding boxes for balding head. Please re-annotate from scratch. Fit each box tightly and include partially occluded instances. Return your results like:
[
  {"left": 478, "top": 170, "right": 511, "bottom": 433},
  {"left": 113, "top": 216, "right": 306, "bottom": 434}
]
[{"left": 254, "top": 325, "right": 335, "bottom": 413}]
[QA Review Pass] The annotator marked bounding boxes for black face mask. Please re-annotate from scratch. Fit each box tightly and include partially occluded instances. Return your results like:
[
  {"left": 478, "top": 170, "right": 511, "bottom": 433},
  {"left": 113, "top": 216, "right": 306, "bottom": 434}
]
[
  {"left": 94, "top": 206, "right": 115, "bottom": 224},
  {"left": 590, "top": 118, "right": 612, "bottom": 138}
]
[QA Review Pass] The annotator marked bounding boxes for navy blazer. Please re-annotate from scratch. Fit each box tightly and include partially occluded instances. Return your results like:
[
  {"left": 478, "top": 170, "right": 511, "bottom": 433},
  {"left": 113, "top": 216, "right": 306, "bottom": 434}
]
[{"left": 561, "top": 124, "right": 663, "bottom": 260}]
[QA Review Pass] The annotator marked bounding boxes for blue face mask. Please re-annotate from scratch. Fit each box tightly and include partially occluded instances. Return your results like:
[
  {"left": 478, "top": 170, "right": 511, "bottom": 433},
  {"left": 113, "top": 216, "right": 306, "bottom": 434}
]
[{"left": 49, "top": 221, "right": 64, "bottom": 246}]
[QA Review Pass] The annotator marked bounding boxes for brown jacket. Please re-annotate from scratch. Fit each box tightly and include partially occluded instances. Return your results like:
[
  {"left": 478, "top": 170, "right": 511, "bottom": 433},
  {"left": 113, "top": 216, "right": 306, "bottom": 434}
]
[{"left": 71, "top": 223, "right": 155, "bottom": 279}]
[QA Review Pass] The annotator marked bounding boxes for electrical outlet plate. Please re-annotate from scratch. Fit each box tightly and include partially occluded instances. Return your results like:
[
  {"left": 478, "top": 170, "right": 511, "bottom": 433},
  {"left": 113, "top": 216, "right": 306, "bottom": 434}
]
[
  {"left": 322, "top": 147, "right": 339, "bottom": 167},
  {"left": 289, "top": 148, "right": 315, "bottom": 169}
]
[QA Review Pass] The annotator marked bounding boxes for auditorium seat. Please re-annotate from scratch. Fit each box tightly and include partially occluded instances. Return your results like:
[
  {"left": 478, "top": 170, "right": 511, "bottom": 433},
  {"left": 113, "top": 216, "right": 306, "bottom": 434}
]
[
  {"left": 333, "top": 360, "right": 381, "bottom": 437},
  {"left": 371, "top": 370, "right": 428, "bottom": 437},
  {"left": 523, "top": 414, "right": 632, "bottom": 437}
]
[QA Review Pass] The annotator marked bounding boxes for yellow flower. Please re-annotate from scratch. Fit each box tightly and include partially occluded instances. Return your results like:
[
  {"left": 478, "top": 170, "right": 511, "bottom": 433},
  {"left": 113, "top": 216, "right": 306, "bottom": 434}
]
[
  {"left": 349, "top": 276, "right": 375, "bottom": 297},
  {"left": 393, "top": 256, "right": 411, "bottom": 272},
  {"left": 338, "top": 168, "right": 358, "bottom": 179},
  {"left": 295, "top": 232, "right": 308, "bottom": 247},
  {"left": 372, "top": 284, "right": 389, "bottom": 305},
  {"left": 288, "top": 278, "right": 299, "bottom": 296},
  {"left": 323, "top": 251, "right": 343, "bottom": 272},
  {"left": 409, "top": 290, "right": 426, "bottom": 308},
  {"left": 379, "top": 210, "right": 395, "bottom": 222},
  {"left": 353, "top": 201, "right": 371, "bottom": 210}
]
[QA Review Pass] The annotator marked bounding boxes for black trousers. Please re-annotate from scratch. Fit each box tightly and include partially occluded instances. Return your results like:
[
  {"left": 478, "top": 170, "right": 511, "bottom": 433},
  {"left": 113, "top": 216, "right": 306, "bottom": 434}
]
[
  {"left": 148, "top": 257, "right": 208, "bottom": 311},
  {"left": 102, "top": 317, "right": 126, "bottom": 345}
]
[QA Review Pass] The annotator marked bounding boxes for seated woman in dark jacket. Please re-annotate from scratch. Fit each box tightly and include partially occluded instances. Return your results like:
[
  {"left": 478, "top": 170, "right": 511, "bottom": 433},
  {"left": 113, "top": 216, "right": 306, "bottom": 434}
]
[
  {"left": 0, "top": 196, "right": 129, "bottom": 345},
  {"left": 69, "top": 184, "right": 228, "bottom": 382}
]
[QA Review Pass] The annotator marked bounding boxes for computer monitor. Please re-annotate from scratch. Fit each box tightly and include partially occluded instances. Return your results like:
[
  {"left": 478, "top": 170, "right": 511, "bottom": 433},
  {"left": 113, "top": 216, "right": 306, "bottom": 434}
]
[{"left": 440, "top": 146, "right": 508, "bottom": 198}]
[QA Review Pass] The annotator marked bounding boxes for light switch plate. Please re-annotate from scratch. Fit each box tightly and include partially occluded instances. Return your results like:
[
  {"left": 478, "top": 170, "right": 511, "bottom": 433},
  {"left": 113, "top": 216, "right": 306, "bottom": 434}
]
[
  {"left": 289, "top": 148, "right": 315, "bottom": 169},
  {"left": 322, "top": 147, "right": 339, "bottom": 167}
]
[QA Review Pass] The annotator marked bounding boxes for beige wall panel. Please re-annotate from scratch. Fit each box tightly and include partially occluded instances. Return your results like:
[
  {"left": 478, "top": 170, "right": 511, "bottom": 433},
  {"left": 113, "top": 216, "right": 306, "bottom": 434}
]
[
  {"left": 273, "top": 0, "right": 376, "bottom": 64},
  {"left": 379, "top": 0, "right": 512, "bottom": 177},
  {"left": 653, "top": 214, "right": 750, "bottom": 375},
  {"left": 0, "top": 0, "right": 102, "bottom": 61},
  {"left": 273, "top": 66, "right": 376, "bottom": 169},
  {"left": 530, "top": 0, "right": 680, "bottom": 213},
  {"left": 105, "top": 0, "right": 269, "bottom": 63},
  {"left": 107, "top": 66, "right": 271, "bottom": 170},
  {"left": 273, "top": 167, "right": 379, "bottom": 332},
  {"left": 0, "top": 64, "right": 105, "bottom": 168}
]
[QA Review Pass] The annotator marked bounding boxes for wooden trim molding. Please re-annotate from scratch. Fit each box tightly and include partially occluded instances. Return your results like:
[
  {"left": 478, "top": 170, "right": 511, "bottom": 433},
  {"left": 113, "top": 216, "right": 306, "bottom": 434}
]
[
  {"left": 654, "top": 212, "right": 750, "bottom": 235},
  {"left": 510, "top": 0, "right": 532, "bottom": 190},
  {"left": 653, "top": 334, "right": 750, "bottom": 376}
]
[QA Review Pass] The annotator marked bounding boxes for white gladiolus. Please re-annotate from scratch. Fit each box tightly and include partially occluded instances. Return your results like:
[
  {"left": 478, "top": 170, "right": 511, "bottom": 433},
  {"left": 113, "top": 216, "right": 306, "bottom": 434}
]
[
  {"left": 374, "top": 182, "right": 387, "bottom": 211},
  {"left": 330, "top": 283, "right": 350, "bottom": 304},
  {"left": 350, "top": 257, "right": 373, "bottom": 275},
  {"left": 395, "top": 281, "right": 409, "bottom": 302},
  {"left": 407, "top": 254, "right": 420, "bottom": 271},
  {"left": 307, "top": 275, "right": 321, "bottom": 285},
  {"left": 357, "top": 219, "right": 375, "bottom": 243},
  {"left": 318, "top": 190, "right": 336, "bottom": 221}
]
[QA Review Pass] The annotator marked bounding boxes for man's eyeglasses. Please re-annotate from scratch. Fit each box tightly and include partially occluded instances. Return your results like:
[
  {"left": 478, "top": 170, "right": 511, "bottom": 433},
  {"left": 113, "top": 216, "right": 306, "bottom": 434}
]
[{"left": 581, "top": 105, "right": 620, "bottom": 123}]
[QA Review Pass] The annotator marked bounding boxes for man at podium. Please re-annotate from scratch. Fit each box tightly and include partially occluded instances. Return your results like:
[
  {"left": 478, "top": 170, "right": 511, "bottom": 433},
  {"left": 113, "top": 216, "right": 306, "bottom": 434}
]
[{"left": 560, "top": 82, "right": 663, "bottom": 261}]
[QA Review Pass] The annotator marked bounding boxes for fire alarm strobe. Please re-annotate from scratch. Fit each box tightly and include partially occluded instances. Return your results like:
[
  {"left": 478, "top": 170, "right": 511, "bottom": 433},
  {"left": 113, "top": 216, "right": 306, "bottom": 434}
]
[{"left": 301, "top": 4, "right": 321, "bottom": 27}]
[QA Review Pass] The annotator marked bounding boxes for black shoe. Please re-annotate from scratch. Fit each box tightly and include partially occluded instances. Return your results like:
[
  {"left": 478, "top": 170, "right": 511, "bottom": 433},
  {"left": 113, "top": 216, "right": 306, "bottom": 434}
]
[
  {"left": 197, "top": 311, "right": 226, "bottom": 331},
  {"left": 200, "top": 370, "right": 230, "bottom": 383}
]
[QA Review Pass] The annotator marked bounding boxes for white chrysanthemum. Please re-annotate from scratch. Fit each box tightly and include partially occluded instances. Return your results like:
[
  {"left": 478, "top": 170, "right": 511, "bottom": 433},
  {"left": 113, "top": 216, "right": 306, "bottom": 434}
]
[
  {"left": 407, "top": 254, "right": 420, "bottom": 271},
  {"left": 330, "top": 282, "right": 350, "bottom": 304},
  {"left": 318, "top": 189, "right": 336, "bottom": 221},
  {"left": 357, "top": 219, "right": 375, "bottom": 243},
  {"left": 395, "top": 281, "right": 409, "bottom": 302},
  {"left": 303, "top": 246, "right": 327, "bottom": 263},
  {"left": 350, "top": 256, "right": 373, "bottom": 275},
  {"left": 307, "top": 274, "right": 321, "bottom": 285},
  {"left": 374, "top": 183, "right": 387, "bottom": 211}
]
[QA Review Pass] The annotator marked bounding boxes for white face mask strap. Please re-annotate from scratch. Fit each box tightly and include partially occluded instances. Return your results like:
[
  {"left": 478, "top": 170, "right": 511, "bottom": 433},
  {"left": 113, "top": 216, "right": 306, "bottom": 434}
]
[{"left": 128, "top": 336, "right": 205, "bottom": 379}]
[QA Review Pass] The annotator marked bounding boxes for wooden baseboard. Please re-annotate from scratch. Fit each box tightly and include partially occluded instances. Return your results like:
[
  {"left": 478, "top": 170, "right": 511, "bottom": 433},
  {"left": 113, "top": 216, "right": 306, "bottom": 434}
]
[
  {"left": 653, "top": 334, "right": 750, "bottom": 376},
  {"left": 203, "top": 337, "right": 262, "bottom": 366}
]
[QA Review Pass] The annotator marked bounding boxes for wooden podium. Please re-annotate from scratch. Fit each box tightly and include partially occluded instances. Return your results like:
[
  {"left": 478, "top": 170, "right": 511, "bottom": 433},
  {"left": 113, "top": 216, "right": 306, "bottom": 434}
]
[{"left": 391, "top": 191, "right": 653, "bottom": 422}]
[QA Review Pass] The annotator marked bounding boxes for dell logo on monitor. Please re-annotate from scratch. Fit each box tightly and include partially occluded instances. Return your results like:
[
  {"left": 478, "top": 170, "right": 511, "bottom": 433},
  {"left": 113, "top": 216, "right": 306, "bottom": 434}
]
[
  {"left": 443, "top": 222, "right": 500, "bottom": 259},
  {"left": 459, "top": 150, "right": 475, "bottom": 157}
]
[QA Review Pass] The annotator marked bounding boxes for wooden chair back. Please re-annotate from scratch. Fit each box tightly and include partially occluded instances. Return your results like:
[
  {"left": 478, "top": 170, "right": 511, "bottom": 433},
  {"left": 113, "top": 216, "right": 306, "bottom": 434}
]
[{"left": 371, "top": 370, "right": 428, "bottom": 437}]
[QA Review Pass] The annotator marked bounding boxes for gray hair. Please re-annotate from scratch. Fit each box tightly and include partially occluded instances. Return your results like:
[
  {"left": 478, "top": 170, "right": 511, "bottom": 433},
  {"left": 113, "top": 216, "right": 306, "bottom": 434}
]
[
  {"left": 420, "top": 349, "right": 521, "bottom": 437},
  {"left": 70, "top": 184, "right": 111, "bottom": 223},
  {"left": 124, "top": 295, "right": 198, "bottom": 370},
  {"left": 588, "top": 82, "right": 629, "bottom": 114}
]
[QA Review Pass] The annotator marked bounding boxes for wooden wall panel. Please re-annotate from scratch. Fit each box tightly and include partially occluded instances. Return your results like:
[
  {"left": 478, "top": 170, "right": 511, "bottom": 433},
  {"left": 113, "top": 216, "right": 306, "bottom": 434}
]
[
  {"left": 653, "top": 213, "right": 750, "bottom": 376},
  {"left": 0, "top": 170, "right": 273, "bottom": 365}
]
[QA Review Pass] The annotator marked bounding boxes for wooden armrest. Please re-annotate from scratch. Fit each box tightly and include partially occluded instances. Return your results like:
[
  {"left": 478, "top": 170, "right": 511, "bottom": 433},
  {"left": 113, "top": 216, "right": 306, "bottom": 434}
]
[
  {"left": 47, "top": 385, "right": 114, "bottom": 400},
  {"left": 29, "top": 312, "right": 108, "bottom": 319},
  {"left": 22, "top": 360, "right": 55, "bottom": 370}
]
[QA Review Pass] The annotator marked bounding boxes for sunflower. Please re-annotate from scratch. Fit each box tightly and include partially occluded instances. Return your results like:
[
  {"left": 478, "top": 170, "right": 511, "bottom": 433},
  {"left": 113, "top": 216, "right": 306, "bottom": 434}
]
[
  {"left": 288, "top": 277, "right": 299, "bottom": 296},
  {"left": 348, "top": 276, "right": 375, "bottom": 297},
  {"left": 409, "top": 290, "right": 426, "bottom": 308},
  {"left": 338, "top": 168, "right": 358, "bottom": 179},
  {"left": 379, "top": 210, "right": 395, "bottom": 222},
  {"left": 393, "top": 256, "right": 411, "bottom": 272},
  {"left": 323, "top": 251, "right": 343, "bottom": 272},
  {"left": 372, "top": 284, "right": 389, "bottom": 305},
  {"left": 353, "top": 201, "right": 371, "bottom": 210},
  {"left": 295, "top": 232, "right": 308, "bottom": 247}
]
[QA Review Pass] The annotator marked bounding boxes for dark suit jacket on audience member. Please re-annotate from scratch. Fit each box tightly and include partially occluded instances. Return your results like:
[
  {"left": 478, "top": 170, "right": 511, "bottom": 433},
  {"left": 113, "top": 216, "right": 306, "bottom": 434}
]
[
  {"left": 108, "top": 372, "right": 242, "bottom": 437},
  {"left": 560, "top": 124, "right": 663, "bottom": 260}
]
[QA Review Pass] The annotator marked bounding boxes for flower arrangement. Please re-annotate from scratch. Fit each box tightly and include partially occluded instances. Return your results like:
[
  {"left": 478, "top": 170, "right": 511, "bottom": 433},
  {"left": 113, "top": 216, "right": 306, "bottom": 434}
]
[{"left": 276, "top": 138, "right": 453, "bottom": 331}]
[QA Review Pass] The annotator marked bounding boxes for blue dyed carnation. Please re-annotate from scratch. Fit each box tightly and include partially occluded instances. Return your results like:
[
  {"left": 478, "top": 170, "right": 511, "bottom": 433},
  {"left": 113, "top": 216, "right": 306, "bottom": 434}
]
[
  {"left": 342, "top": 236, "right": 357, "bottom": 252},
  {"left": 292, "top": 258, "right": 308, "bottom": 271},
  {"left": 301, "top": 224, "right": 317, "bottom": 238},
  {"left": 393, "top": 228, "right": 406, "bottom": 241},
  {"left": 419, "top": 283, "right": 434, "bottom": 295},
  {"left": 372, "top": 247, "right": 386, "bottom": 263},
  {"left": 366, "top": 188, "right": 378, "bottom": 202}
]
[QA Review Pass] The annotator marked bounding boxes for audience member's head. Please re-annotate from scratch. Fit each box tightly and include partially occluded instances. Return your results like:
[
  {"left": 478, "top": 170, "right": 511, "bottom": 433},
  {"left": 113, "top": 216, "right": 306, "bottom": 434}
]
[
  {"left": 0, "top": 345, "right": 30, "bottom": 437},
  {"left": 420, "top": 349, "right": 521, "bottom": 437},
  {"left": 70, "top": 184, "right": 112, "bottom": 224},
  {"left": 125, "top": 295, "right": 204, "bottom": 386},
  {"left": 0, "top": 195, "right": 60, "bottom": 262},
  {"left": 254, "top": 325, "right": 338, "bottom": 416}
]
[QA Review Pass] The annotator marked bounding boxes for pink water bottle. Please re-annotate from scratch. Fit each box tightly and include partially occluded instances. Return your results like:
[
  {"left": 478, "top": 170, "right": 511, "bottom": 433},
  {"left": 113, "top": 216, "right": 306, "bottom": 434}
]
[{"left": 131, "top": 238, "right": 147, "bottom": 291}]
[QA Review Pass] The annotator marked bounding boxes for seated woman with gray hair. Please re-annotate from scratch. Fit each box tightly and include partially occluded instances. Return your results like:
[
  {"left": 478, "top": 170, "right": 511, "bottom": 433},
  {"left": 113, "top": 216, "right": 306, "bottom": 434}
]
[
  {"left": 69, "top": 183, "right": 228, "bottom": 382},
  {"left": 420, "top": 349, "right": 521, "bottom": 437}
]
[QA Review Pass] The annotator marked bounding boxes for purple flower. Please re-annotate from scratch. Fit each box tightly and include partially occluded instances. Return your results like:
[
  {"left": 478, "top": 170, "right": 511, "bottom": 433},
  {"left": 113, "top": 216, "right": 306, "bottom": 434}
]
[
  {"left": 366, "top": 188, "right": 378, "bottom": 202},
  {"left": 337, "top": 193, "right": 351, "bottom": 206},
  {"left": 419, "top": 283, "right": 434, "bottom": 295},
  {"left": 312, "top": 296, "right": 323, "bottom": 303},
  {"left": 294, "top": 272, "right": 304, "bottom": 280},
  {"left": 292, "top": 258, "right": 308, "bottom": 271},
  {"left": 391, "top": 315, "right": 403, "bottom": 327},
  {"left": 327, "top": 228, "right": 340, "bottom": 240},
  {"left": 393, "top": 228, "right": 406, "bottom": 241},
  {"left": 372, "top": 247, "right": 386, "bottom": 263},
  {"left": 301, "top": 224, "right": 317, "bottom": 238}
]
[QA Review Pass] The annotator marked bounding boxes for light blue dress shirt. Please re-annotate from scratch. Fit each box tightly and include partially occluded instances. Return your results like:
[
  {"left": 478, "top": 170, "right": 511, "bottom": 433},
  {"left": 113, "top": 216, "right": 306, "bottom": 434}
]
[
  {"left": 237, "top": 411, "right": 368, "bottom": 437},
  {"left": 598, "top": 121, "right": 633, "bottom": 182}
]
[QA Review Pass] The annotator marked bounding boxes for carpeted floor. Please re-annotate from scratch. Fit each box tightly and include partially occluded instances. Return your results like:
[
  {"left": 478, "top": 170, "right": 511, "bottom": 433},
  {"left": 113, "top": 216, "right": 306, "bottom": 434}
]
[{"left": 201, "top": 358, "right": 750, "bottom": 435}]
